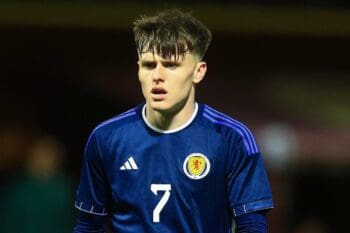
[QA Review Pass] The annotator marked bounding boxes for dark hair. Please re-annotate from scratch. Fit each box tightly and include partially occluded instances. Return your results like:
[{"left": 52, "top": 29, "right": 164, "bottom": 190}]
[{"left": 133, "top": 9, "right": 212, "bottom": 60}]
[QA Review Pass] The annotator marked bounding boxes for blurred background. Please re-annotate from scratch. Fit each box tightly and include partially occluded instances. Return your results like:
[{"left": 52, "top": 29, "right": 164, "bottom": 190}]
[{"left": 1, "top": 1, "right": 349, "bottom": 232}]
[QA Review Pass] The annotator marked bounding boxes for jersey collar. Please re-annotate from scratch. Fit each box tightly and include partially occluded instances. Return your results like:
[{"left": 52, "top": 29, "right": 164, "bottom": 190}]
[{"left": 142, "top": 103, "right": 198, "bottom": 134}]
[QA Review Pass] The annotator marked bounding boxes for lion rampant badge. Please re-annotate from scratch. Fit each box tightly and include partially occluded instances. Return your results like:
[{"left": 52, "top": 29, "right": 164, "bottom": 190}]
[{"left": 183, "top": 153, "right": 210, "bottom": 179}]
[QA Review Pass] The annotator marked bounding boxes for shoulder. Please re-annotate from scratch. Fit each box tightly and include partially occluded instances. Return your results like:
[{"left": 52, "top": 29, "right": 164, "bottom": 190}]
[
  {"left": 199, "top": 104, "right": 260, "bottom": 155},
  {"left": 83, "top": 105, "right": 141, "bottom": 155},
  {"left": 89, "top": 105, "right": 141, "bottom": 139}
]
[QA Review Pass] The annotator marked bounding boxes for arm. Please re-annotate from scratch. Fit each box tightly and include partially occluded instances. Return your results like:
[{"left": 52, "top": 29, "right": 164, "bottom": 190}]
[
  {"left": 226, "top": 130, "right": 274, "bottom": 231},
  {"left": 235, "top": 211, "right": 267, "bottom": 233},
  {"left": 74, "top": 211, "right": 107, "bottom": 233},
  {"left": 74, "top": 131, "right": 110, "bottom": 232}
]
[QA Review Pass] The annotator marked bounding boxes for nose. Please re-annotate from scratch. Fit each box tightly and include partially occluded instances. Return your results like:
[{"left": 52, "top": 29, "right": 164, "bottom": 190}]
[{"left": 152, "top": 64, "right": 165, "bottom": 83}]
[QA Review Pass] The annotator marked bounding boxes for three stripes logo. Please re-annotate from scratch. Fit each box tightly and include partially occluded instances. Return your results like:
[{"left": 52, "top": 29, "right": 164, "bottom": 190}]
[{"left": 120, "top": 157, "right": 138, "bottom": 170}]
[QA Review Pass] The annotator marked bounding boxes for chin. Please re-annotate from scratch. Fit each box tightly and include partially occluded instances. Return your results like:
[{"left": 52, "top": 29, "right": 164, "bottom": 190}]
[
  {"left": 149, "top": 101, "right": 169, "bottom": 109},
  {"left": 149, "top": 99, "right": 189, "bottom": 116},
  {"left": 148, "top": 101, "right": 174, "bottom": 113}
]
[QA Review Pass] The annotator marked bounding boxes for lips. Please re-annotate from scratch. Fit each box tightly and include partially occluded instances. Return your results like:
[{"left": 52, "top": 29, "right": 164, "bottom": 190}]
[{"left": 151, "top": 87, "right": 167, "bottom": 95}]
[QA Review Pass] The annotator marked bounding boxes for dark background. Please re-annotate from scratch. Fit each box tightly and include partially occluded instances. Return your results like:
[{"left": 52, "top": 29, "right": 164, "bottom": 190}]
[{"left": 1, "top": 1, "right": 350, "bottom": 232}]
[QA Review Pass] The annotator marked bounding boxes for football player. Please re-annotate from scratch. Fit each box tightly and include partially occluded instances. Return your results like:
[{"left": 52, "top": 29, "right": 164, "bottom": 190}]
[{"left": 74, "top": 9, "right": 274, "bottom": 233}]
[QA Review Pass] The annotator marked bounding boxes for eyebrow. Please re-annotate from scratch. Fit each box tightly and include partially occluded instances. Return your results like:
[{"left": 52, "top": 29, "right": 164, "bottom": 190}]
[
  {"left": 161, "top": 60, "right": 181, "bottom": 66},
  {"left": 139, "top": 59, "right": 181, "bottom": 66},
  {"left": 139, "top": 59, "right": 155, "bottom": 63}
]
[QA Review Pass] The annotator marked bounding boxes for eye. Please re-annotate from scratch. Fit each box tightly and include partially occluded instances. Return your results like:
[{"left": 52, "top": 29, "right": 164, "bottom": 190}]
[
  {"left": 141, "top": 61, "right": 156, "bottom": 70},
  {"left": 163, "top": 62, "right": 179, "bottom": 70}
]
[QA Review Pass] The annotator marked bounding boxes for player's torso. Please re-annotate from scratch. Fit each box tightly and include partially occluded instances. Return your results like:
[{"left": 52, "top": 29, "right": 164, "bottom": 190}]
[{"left": 102, "top": 122, "right": 233, "bottom": 233}]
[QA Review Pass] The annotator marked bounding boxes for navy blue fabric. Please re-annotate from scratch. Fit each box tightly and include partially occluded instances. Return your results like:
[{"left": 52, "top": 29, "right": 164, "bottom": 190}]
[
  {"left": 73, "top": 211, "right": 106, "bottom": 233},
  {"left": 75, "top": 103, "right": 273, "bottom": 232},
  {"left": 235, "top": 211, "right": 267, "bottom": 233}
]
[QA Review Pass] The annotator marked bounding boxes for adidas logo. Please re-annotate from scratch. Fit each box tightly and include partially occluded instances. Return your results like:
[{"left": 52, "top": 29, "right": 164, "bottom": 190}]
[{"left": 120, "top": 157, "right": 138, "bottom": 170}]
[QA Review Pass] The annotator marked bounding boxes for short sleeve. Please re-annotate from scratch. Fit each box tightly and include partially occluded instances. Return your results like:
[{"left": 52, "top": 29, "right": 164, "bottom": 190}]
[
  {"left": 75, "top": 131, "right": 110, "bottom": 216},
  {"left": 227, "top": 137, "right": 274, "bottom": 217}
]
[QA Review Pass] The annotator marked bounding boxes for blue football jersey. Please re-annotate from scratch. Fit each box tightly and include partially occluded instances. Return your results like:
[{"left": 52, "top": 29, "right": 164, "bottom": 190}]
[{"left": 75, "top": 103, "right": 274, "bottom": 233}]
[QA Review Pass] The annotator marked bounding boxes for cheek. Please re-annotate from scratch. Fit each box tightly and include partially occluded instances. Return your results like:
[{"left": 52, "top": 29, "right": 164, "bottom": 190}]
[
  {"left": 139, "top": 79, "right": 147, "bottom": 94},
  {"left": 173, "top": 76, "right": 194, "bottom": 97},
  {"left": 138, "top": 70, "right": 143, "bottom": 82},
  {"left": 138, "top": 73, "right": 151, "bottom": 96},
  {"left": 181, "top": 73, "right": 195, "bottom": 88},
  {"left": 138, "top": 72, "right": 147, "bottom": 86}
]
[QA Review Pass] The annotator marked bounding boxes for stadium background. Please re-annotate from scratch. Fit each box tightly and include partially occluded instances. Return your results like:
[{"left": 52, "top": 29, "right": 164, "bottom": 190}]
[{"left": 1, "top": 1, "right": 349, "bottom": 232}]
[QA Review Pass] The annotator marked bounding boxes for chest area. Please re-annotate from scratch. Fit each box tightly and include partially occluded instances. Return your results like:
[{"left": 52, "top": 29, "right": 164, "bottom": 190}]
[{"left": 106, "top": 133, "right": 228, "bottom": 197}]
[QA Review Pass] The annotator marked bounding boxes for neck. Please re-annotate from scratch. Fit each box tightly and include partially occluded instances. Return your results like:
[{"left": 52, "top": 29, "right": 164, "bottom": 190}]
[{"left": 145, "top": 100, "right": 197, "bottom": 131}]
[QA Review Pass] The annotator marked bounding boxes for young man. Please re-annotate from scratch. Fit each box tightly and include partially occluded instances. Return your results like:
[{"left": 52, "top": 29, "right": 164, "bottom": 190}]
[{"left": 74, "top": 9, "right": 274, "bottom": 233}]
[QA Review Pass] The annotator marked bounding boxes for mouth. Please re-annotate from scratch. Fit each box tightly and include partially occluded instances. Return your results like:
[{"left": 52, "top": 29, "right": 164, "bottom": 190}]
[
  {"left": 151, "top": 87, "right": 167, "bottom": 100},
  {"left": 151, "top": 87, "right": 167, "bottom": 95}
]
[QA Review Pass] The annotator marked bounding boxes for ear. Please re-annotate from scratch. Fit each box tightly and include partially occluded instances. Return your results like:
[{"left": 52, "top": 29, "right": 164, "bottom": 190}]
[{"left": 193, "top": 61, "right": 207, "bottom": 84}]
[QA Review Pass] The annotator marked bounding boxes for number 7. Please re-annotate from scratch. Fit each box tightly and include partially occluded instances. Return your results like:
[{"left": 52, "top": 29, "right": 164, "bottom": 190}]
[{"left": 151, "top": 184, "right": 171, "bottom": 223}]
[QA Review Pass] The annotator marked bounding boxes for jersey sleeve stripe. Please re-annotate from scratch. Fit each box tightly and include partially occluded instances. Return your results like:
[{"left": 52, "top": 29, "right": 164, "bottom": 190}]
[
  {"left": 84, "top": 111, "right": 137, "bottom": 154},
  {"left": 204, "top": 106, "right": 258, "bottom": 152},
  {"left": 232, "top": 199, "right": 274, "bottom": 217},
  {"left": 203, "top": 107, "right": 259, "bottom": 155},
  {"left": 203, "top": 112, "right": 252, "bottom": 154},
  {"left": 204, "top": 109, "right": 255, "bottom": 153},
  {"left": 96, "top": 111, "right": 136, "bottom": 130},
  {"left": 118, "top": 107, "right": 138, "bottom": 116},
  {"left": 93, "top": 107, "right": 137, "bottom": 134},
  {"left": 204, "top": 106, "right": 259, "bottom": 154},
  {"left": 74, "top": 201, "right": 108, "bottom": 216}
]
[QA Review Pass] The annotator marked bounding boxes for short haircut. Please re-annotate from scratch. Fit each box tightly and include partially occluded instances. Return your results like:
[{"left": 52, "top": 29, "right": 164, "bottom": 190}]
[{"left": 133, "top": 9, "right": 212, "bottom": 60}]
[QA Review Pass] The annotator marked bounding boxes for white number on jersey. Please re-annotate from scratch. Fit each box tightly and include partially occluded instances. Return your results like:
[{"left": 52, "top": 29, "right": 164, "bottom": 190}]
[{"left": 150, "top": 184, "right": 171, "bottom": 223}]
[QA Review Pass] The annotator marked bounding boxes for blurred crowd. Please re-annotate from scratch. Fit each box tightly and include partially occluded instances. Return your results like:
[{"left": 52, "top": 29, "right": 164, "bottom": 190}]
[{"left": 0, "top": 132, "right": 75, "bottom": 233}]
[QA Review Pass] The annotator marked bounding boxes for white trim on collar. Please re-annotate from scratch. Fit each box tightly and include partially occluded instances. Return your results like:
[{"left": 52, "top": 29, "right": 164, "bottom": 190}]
[{"left": 142, "top": 103, "right": 198, "bottom": 134}]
